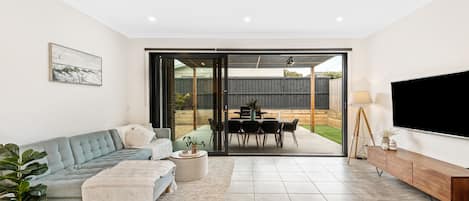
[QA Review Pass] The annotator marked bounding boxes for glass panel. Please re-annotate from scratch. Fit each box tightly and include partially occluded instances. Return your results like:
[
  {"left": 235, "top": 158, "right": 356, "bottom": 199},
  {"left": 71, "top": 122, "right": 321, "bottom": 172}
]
[
  {"left": 172, "top": 58, "right": 215, "bottom": 152},
  {"left": 226, "top": 54, "right": 344, "bottom": 155}
]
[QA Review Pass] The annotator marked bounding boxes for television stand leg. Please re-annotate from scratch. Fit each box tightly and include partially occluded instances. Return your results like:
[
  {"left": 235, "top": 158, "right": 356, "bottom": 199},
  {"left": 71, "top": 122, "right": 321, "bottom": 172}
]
[{"left": 376, "top": 167, "right": 384, "bottom": 176}]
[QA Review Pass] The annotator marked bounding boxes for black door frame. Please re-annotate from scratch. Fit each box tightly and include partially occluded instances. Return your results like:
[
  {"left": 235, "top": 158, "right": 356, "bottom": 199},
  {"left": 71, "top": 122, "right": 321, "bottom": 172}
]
[
  {"left": 148, "top": 49, "right": 349, "bottom": 157},
  {"left": 149, "top": 53, "right": 228, "bottom": 155}
]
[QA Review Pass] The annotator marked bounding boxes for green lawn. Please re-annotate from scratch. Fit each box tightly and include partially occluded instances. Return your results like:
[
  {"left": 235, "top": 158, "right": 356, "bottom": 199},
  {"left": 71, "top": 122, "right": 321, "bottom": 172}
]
[{"left": 302, "top": 125, "right": 342, "bottom": 144}]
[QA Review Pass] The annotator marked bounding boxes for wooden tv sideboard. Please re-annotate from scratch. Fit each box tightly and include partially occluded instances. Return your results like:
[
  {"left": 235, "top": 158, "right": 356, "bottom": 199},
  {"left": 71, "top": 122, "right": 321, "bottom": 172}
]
[{"left": 367, "top": 146, "right": 469, "bottom": 201}]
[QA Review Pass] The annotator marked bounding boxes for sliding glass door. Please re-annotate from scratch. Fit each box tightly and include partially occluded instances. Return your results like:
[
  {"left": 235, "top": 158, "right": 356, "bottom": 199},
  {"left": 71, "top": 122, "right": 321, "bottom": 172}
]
[
  {"left": 150, "top": 53, "right": 228, "bottom": 154},
  {"left": 149, "top": 50, "right": 348, "bottom": 156}
]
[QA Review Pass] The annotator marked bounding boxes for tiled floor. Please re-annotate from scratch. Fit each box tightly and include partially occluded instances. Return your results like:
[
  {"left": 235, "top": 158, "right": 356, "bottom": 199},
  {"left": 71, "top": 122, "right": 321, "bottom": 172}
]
[{"left": 226, "top": 157, "right": 430, "bottom": 201}]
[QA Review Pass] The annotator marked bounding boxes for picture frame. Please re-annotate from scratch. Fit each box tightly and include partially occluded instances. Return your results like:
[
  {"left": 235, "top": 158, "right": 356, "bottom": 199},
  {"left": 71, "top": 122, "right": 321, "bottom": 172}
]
[{"left": 48, "top": 43, "right": 102, "bottom": 86}]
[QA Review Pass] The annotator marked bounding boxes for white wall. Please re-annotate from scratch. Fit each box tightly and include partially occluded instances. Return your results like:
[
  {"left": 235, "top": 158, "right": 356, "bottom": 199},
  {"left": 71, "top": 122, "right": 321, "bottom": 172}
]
[
  {"left": 127, "top": 38, "right": 370, "bottom": 151},
  {"left": 366, "top": 0, "right": 469, "bottom": 167},
  {"left": 0, "top": 0, "right": 129, "bottom": 145}
]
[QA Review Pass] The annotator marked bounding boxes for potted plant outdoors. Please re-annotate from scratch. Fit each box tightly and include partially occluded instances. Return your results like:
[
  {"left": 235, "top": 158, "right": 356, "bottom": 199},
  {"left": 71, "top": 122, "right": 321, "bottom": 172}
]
[
  {"left": 0, "top": 143, "right": 48, "bottom": 201},
  {"left": 246, "top": 99, "right": 260, "bottom": 120},
  {"left": 182, "top": 136, "right": 206, "bottom": 154}
]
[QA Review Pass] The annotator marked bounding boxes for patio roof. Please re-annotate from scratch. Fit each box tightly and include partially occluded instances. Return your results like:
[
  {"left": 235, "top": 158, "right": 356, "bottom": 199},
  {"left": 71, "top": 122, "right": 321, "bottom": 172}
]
[
  {"left": 228, "top": 55, "right": 335, "bottom": 68},
  {"left": 176, "top": 55, "right": 335, "bottom": 69}
]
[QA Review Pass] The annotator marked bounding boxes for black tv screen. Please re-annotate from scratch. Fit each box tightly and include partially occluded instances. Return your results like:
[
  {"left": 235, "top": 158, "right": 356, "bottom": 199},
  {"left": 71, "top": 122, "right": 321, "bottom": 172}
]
[{"left": 391, "top": 71, "right": 469, "bottom": 138}]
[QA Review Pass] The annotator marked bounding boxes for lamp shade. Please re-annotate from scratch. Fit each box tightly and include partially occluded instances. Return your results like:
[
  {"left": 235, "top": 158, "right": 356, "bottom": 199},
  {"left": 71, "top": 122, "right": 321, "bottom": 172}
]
[{"left": 352, "top": 91, "right": 372, "bottom": 105}]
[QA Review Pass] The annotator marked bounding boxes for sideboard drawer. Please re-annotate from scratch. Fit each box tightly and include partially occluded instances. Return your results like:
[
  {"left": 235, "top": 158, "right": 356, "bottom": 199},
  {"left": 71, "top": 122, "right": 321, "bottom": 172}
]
[
  {"left": 413, "top": 162, "right": 451, "bottom": 201},
  {"left": 386, "top": 154, "right": 413, "bottom": 184},
  {"left": 367, "top": 147, "right": 386, "bottom": 169}
]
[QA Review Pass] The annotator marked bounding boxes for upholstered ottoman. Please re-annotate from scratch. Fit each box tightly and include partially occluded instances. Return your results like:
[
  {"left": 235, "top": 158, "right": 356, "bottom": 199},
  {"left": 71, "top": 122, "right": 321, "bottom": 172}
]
[
  {"left": 169, "top": 150, "right": 208, "bottom": 182},
  {"left": 82, "top": 160, "right": 176, "bottom": 201}
]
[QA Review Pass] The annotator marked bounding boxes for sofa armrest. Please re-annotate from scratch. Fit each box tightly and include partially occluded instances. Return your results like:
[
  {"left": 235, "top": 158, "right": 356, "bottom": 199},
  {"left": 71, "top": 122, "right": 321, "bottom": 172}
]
[{"left": 153, "top": 128, "right": 171, "bottom": 139}]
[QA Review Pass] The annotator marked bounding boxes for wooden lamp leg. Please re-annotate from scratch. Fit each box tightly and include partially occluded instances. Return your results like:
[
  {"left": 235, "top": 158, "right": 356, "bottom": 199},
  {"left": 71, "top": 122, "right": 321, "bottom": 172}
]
[
  {"left": 348, "top": 106, "right": 375, "bottom": 165},
  {"left": 348, "top": 107, "right": 362, "bottom": 165},
  {"left": 354, "top": 108, "right": 362, "bottom": 159},
  {"left": 361, "top": 109, "right": 376, "bottom": 146}
]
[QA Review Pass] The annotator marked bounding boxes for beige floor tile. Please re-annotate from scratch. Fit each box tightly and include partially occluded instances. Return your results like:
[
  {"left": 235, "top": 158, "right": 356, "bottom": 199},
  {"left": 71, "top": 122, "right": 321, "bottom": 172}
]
[
  {"left": 228, "top": 181, "right": 253, "bottom": 194},
  {"left": 284, "top": 182, "right": 320, "bottom": 194},
  {"left": 225, "top": 193, "right": 255, "bottom": 201},
  {"left": 323, "top": 194, "right": 362, "bottom": 201},
  {"left": 289, "top": 194, "right": 327, "bottom": 201},
  {"left": 253, "top": 181, "right": 287, "bottom": 194},
  {"left": 279, "top": 172, "right": 309, "bottom": 182},
  {"left": 314, "top": 182, "right": 353, "bottom": 194},
  {"left": 254, "top": 194, "right": 290, "bottom": 201}
]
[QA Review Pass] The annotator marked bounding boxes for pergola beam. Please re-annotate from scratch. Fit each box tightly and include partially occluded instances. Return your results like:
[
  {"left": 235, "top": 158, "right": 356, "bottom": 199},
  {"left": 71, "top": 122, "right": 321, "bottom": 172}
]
[
  {"left": 192, "top": 67, "right": 197, "bottom": 130},
  {"left": 310, "top": 65, "right": 316, "bottom": 132}
]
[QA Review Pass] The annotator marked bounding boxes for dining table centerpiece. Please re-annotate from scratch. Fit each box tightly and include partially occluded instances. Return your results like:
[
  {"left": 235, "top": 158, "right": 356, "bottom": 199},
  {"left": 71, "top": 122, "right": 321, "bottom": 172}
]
[{"left": 246, "top": 99, "right": 260, "bottom": 120}]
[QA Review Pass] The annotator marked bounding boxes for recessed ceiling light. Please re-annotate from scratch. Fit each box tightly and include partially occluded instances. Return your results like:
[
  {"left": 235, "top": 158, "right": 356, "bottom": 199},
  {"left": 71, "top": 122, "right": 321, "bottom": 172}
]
[
  {"left": 243, "top": 16, "right": 252, "bottom": 23},
  {"left": 336, "top": 16, "right": 344, "bottom": 22},
  {"left": 147, "top": 16, "right": 157, "bottom": 22}
]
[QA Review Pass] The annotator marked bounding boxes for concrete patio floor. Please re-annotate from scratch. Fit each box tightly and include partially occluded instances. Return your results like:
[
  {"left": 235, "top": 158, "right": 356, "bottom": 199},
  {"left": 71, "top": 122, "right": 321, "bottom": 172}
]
[{"left": 173, "top": 126, "right": 342, "bottom": 155}]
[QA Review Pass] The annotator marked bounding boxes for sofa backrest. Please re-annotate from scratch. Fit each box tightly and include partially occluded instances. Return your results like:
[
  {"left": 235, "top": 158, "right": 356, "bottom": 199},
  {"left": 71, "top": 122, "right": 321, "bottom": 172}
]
[
  {"left": 69, "top": 130, "right": 117, "bottom": 165},
  {"left": 21, "top": 137, "right": 75, "bottom": 174}
]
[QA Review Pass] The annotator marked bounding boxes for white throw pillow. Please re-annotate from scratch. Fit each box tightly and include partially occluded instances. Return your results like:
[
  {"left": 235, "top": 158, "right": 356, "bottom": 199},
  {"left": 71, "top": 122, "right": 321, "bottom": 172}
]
[{"left": 124, "top": 126, "right": 156, "bottom": 148}]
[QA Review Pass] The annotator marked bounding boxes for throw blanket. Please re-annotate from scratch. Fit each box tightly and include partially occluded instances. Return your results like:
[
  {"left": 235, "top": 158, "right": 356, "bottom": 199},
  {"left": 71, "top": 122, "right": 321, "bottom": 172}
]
[{"left": 82, "top": 160, "right": 176, "bottom": 201}]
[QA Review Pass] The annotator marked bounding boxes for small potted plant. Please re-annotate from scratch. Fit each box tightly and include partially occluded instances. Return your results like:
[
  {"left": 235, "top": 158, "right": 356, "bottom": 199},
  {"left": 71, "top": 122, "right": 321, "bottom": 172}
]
[
  {"left": 0, "top": 143, "right": 49, "bottom": 201},
  {"left": 246, "top": 99, "right": 260, "bottom": 120},
  {"left": 182, "top": 136, "right": 206, "bottom": 154}
]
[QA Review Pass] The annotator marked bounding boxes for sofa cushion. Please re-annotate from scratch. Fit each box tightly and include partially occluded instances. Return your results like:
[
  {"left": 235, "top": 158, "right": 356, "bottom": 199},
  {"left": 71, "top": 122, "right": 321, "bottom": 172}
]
[
  {"left": 35, "top": 169, "right": 174, "bottom": 199},
  {"left": 139, "top": 138, "right": 173, "bottom": 160},
  {"left": 38, "top": 178, "right": 85, "bottom": 198},
  {"left": 125, "top": 127, "right": 155, "bottom": 148},
  {"left": 70, "top": 130, "right": 116, "bottom": 165},
  {"left": 78, "top": 149, "right": 152, "bottom": 169},
  {"left": 116, "top": 124, "right": 157, "bottom": 147},
  {"left": 109, "top": 129, "right": 124, "bottom": 150},
  {"left": 21, "top": 137, "right": 74, "bottom": 174},
  {"left": 31, "top": 167, "right": 103, "bottom": 198}
]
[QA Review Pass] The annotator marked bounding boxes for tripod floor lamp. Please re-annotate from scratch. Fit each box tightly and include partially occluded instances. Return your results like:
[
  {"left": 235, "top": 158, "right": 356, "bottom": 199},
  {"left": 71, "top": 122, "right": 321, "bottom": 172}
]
[{"left": 348, "top": 91, "right": 376, "bottom": 165}]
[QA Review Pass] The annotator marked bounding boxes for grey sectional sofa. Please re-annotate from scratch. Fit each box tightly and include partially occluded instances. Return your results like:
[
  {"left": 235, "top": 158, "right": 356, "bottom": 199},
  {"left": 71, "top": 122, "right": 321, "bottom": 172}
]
[{"left": 21, "top": 129, "right": 174, "bottom": 201}]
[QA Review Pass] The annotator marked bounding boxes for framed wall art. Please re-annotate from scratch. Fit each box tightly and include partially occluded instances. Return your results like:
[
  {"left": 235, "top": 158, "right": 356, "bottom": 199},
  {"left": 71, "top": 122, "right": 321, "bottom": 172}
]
[{"left": 49, "top": 43, "right": 102, "bottom": 86}]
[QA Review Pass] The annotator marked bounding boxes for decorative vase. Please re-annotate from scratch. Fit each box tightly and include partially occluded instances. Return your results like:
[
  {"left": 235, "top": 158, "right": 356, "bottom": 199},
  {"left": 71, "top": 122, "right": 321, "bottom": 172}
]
[
  {"left": 381, "top": 136, "right": 390, "bottom": 150},
  {"left": 191, "top": 144, "right": 198, "bottom": 154},
  {"left": 250, "top": 109, "right": 256, "bottom": 120},
  {"left": 389, "top": 139, "right": 397, "bottom": 151}
]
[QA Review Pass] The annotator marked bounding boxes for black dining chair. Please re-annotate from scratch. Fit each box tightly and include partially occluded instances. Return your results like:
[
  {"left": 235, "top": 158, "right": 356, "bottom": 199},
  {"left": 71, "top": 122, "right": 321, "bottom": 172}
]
[
  {"left": 283, "top": 119, "right": 299, "bottom": 147},
  {"left": 209, "top": 119, "right": 227, "bottom": 145},
  {"left": 208, "top": 118, "right": 216, "bottom": 145},
  {"left": 239, "top": 106, "right": 251, "bottom": 119},
  {"left": 242, "top": 121, "right": 261, "bottom": 148},
  {"left": 261, "top": 121, "right": 281, "bottom": 148},
  {"left": 227, "top": 120, "right": 243, "bottom": 147}
]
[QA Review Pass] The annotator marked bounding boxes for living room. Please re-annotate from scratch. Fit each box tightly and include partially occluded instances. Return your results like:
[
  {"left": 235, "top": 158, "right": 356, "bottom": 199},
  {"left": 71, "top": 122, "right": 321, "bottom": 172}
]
[{"left": 1, "top": 0, "right": 469, "bottom": 201}]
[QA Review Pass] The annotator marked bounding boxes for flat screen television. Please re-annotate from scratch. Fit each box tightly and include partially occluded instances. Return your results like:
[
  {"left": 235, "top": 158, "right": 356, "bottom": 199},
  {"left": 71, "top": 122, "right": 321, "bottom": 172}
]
[{"left": 391, "top": 71, "right": 469, "bottom": 138}]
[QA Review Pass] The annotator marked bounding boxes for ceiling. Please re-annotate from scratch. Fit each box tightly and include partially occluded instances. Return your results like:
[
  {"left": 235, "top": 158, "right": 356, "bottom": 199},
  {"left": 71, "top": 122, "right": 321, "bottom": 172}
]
[{"left": 63, "top": 0, "right": 432, "bottom": 39}]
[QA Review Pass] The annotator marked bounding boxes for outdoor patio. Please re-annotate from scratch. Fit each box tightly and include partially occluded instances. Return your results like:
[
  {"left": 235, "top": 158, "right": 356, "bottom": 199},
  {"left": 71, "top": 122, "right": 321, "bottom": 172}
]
[{"left": 173, "top": 125, "right": 342, "bottom": 155}]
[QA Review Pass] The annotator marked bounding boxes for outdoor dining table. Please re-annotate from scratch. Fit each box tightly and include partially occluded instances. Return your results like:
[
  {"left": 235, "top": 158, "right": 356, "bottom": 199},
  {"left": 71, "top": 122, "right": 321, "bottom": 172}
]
[
  {"left": 233, "top": 111, "right": 268, "bottom": 118},
  {"left": 228, "top": 118, "right": 288, "bottom": 147}
]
